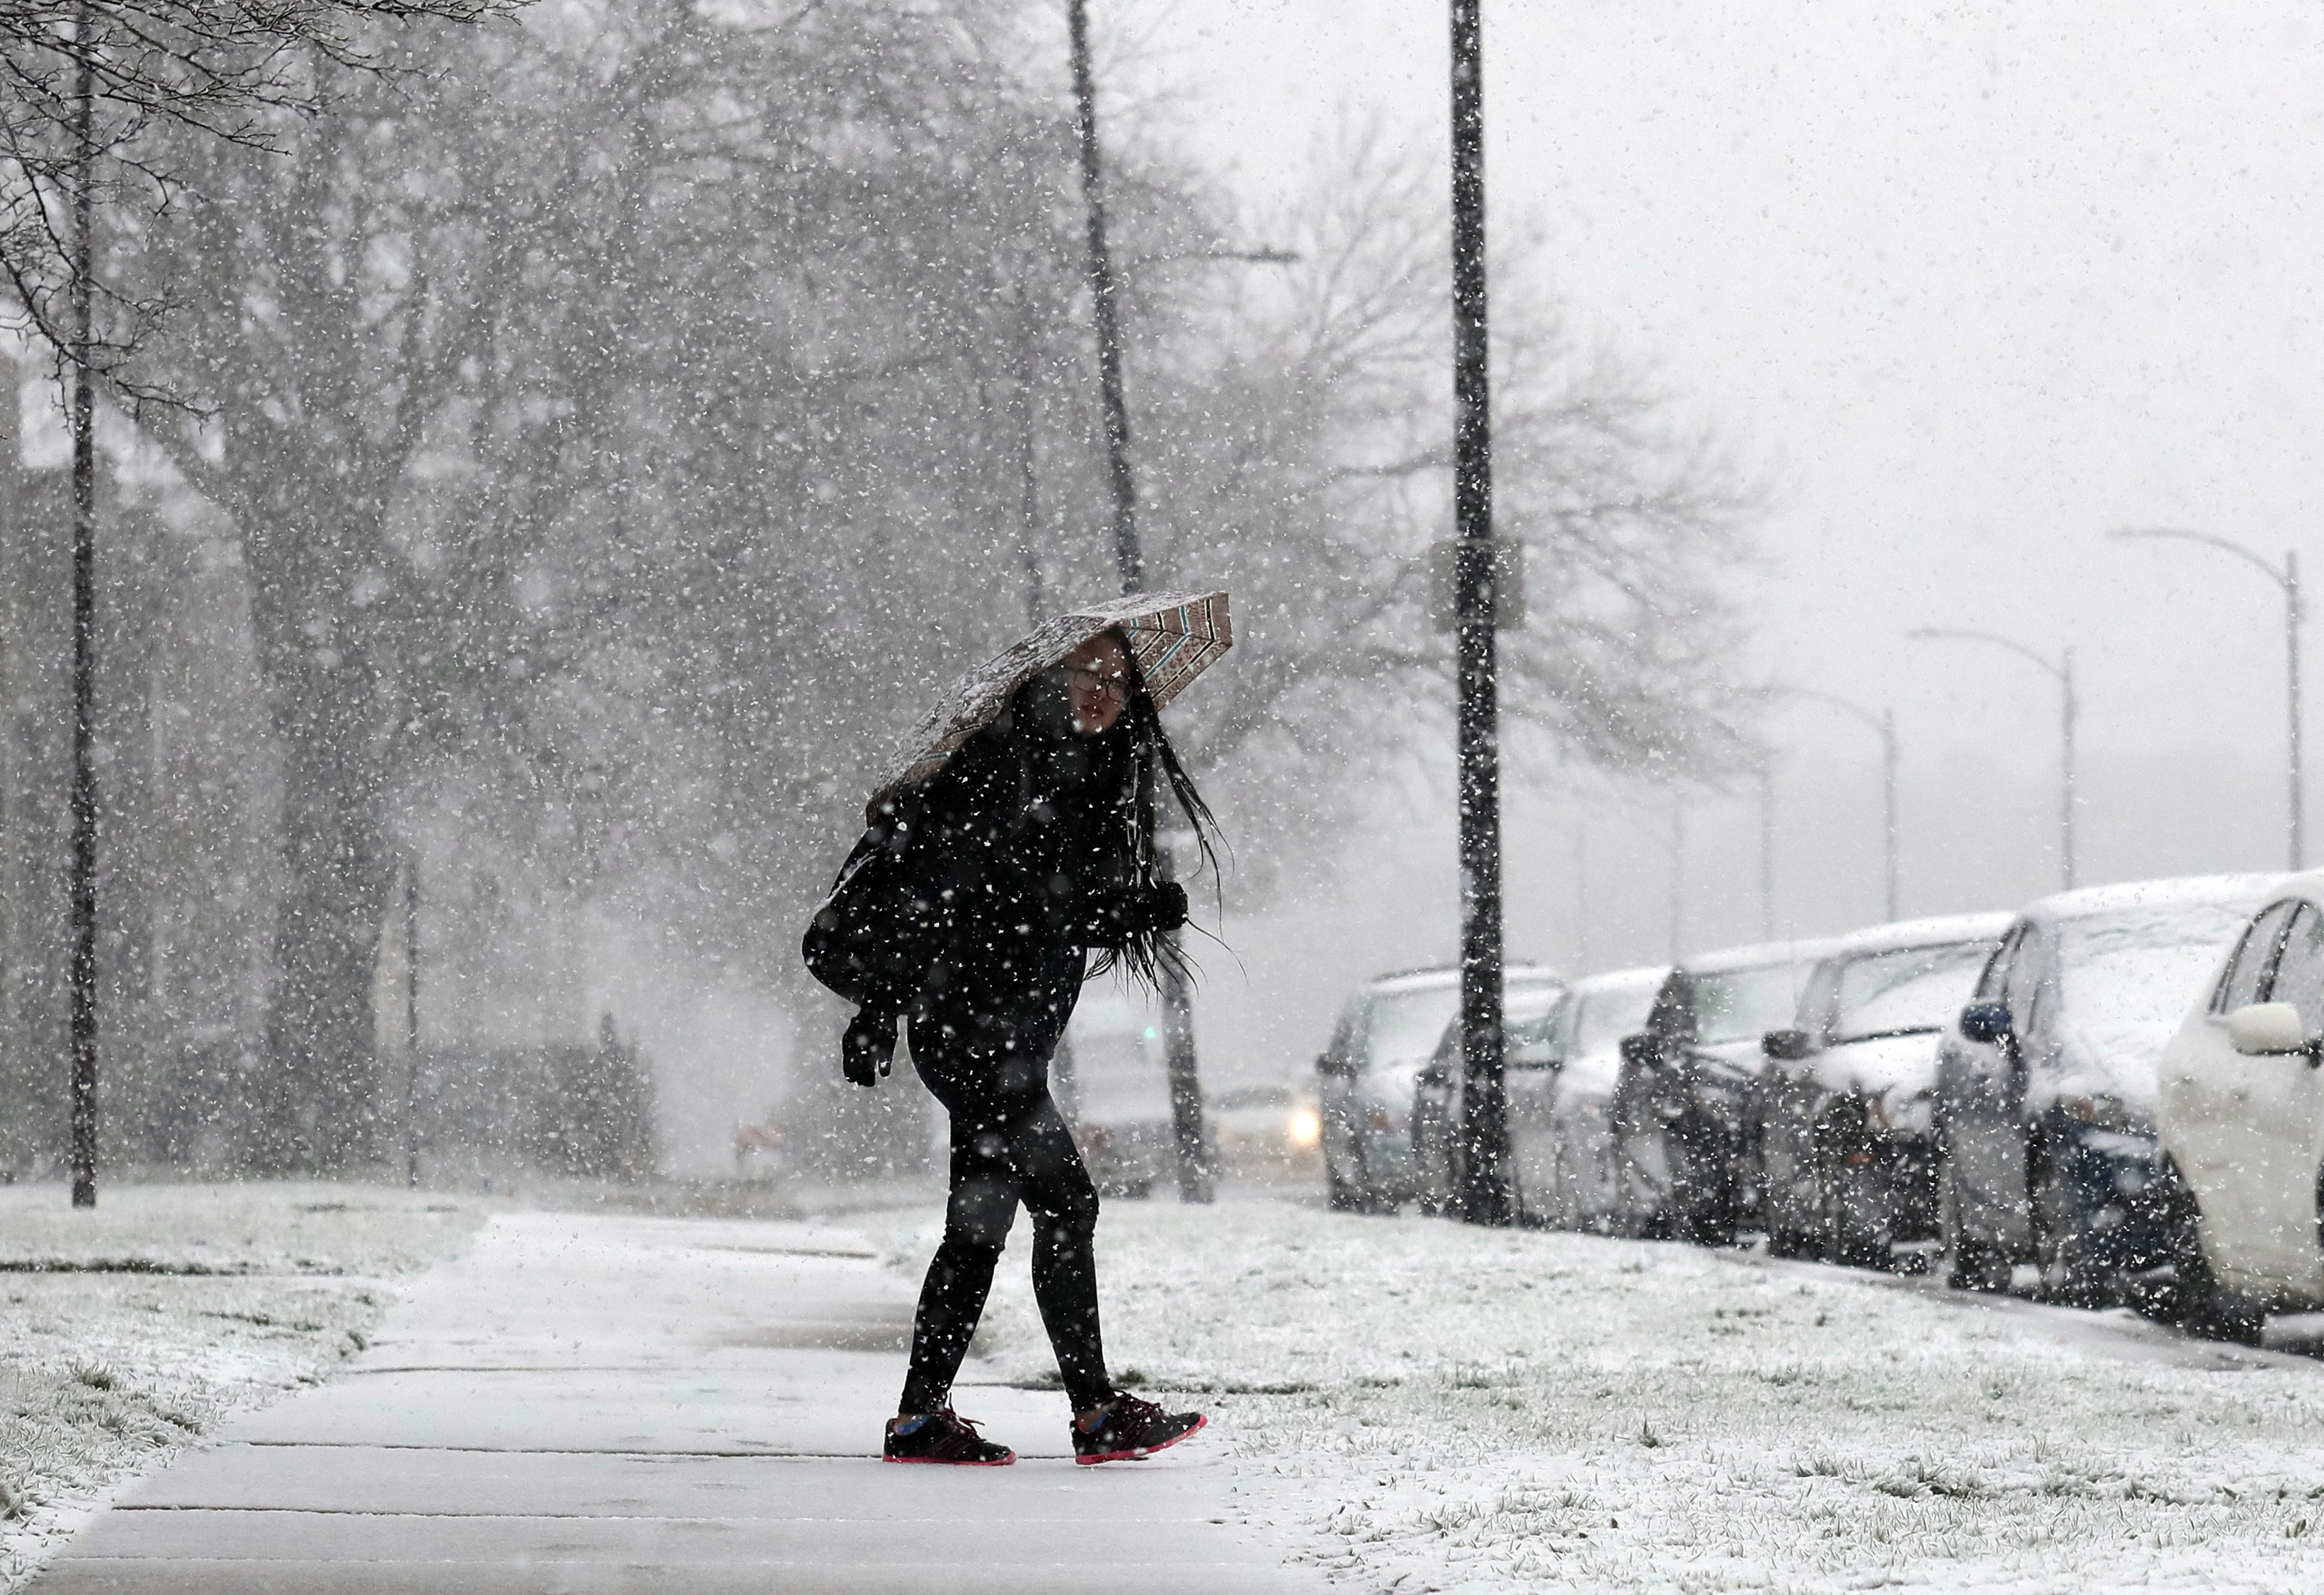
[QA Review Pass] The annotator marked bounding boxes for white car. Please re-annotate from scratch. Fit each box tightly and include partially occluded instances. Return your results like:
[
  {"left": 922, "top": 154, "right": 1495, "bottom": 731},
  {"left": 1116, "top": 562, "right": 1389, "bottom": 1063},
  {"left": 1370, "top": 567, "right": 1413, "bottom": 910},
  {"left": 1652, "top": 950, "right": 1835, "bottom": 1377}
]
[
  {"left": 2154, "top": 872, "right": 2324, "bottom": 1341},
  {"left": 1754, "top": 913, "right": 2012, "bottom": 1268},
  {"left": 1617, "top": 940, "right": 1843, "bottom": 1245},
  {"left": 1935, "top": 874, "right": 2276, "bottom": 1304},
  {"left": 1316, "top": 964, "right": 1564, "bottom": 1212},
  {"left": 1531, "top": 966, "right": 1669, "bottom": 1232},
  {"left": 1408, "top": 978, "right": 1572, "bottom": 1217}
]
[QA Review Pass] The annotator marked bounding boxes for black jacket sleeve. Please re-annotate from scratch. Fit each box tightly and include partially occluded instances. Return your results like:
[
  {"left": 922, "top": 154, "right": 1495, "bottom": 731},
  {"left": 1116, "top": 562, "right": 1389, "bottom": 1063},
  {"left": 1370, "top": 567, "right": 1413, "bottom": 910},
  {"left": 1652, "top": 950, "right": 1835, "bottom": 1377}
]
[{"left": 852, "top": 735, "right": 1016, "bottom": 1017}]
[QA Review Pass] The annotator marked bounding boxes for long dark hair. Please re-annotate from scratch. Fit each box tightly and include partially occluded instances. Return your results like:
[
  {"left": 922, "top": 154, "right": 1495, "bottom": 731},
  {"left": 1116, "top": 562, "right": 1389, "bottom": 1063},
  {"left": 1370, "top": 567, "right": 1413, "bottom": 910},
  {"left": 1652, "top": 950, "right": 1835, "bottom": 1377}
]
[{"left": 1090, "top": 626, "right": 1221, "bottom": 988}]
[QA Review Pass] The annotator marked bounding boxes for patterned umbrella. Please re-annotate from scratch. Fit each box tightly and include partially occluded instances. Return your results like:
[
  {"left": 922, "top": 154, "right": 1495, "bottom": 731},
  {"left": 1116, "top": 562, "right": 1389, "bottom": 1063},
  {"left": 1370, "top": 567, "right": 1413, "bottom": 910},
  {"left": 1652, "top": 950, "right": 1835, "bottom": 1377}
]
[{"left": 872, "top": 590, "right": 1232, "bottom": 808}]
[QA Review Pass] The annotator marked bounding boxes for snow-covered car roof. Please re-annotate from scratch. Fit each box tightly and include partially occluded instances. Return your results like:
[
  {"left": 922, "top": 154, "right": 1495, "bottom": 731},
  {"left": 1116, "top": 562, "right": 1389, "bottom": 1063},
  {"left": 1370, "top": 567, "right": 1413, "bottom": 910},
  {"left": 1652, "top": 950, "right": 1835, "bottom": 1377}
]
[
  {"left": 1360, "top": 963, "right": 1563, "bottom": 998},
  {"left": 2247, "top": 867, "right": 2324, "bottom": 908},
  {"left": 2025, "top": 875, "right": 2282, "bottom": 1114},
  {"left": 1677, "top": 937, "right": 1846, "bottom": 976},
  {"left": 1571, "top": 964, "right": 1670, "bottom": 995},
  {"left": 2019, "top": 873, "right": 2282, "bottom": 927},
  {"left": 1812, "top": 911, "right": 2014, "bottom": 961}
]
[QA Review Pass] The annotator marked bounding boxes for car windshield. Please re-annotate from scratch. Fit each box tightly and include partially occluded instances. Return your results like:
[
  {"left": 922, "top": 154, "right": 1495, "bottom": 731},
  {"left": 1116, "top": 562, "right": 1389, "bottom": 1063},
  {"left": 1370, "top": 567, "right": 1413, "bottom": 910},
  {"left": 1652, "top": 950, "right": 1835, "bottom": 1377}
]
[
  {"left": 1572, "top": 976, "right": 1662, "bottom": 1053},
  {"left": 1692, "top": 962, "right": 1807, "bottom": 1045},
  {"left": 1362, "top": 986, "right": 1462, "bottom": 1070},
  {"left": 2056, "top": 904, "right": 2251, "bottom": 1041},
  {"left": 1830, "top": 941, "right": 1995, "bottom": 1043}
]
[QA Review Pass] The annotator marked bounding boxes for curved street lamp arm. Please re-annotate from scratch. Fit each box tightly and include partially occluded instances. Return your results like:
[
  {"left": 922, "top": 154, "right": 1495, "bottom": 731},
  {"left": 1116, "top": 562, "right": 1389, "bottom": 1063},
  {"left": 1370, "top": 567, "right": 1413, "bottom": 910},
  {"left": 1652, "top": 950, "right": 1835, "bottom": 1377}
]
[
  {"left": 1908, "top": 626, "right": 2066, "bottom": 684},
  {"left": 1760, "top": 683, "right": 1885, "bottom": 737},
  {"left": 2109, "top": 525, "right": 2289, "bottom": 592}
]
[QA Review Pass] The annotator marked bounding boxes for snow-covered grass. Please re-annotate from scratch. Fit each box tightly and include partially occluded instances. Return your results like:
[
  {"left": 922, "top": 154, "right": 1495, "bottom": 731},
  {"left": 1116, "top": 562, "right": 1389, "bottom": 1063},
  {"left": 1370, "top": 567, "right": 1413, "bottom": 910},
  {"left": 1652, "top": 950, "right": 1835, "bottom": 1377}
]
[
  {"left": 872, "top": 1195, "right": 2324, "bottom": 1593},
  {"left": 0, "top": 1181, "right": 486, "bottom": 1591}
]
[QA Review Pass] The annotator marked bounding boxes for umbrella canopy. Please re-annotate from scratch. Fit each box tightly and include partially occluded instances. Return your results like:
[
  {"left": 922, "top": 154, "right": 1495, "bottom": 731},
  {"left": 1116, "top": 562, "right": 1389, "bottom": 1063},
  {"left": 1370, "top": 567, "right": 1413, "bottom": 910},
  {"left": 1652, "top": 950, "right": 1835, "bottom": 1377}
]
[{"left": 872, "top": 590, "right": 1232, "bottom": 809}]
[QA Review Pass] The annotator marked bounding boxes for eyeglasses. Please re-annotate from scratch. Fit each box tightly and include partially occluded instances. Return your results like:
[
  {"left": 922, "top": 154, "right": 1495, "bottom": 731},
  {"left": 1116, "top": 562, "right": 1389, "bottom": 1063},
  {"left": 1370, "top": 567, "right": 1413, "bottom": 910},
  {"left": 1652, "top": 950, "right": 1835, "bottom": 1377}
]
[{"left": 1061, "top": 664, "right": 1130, "bottom": 703}]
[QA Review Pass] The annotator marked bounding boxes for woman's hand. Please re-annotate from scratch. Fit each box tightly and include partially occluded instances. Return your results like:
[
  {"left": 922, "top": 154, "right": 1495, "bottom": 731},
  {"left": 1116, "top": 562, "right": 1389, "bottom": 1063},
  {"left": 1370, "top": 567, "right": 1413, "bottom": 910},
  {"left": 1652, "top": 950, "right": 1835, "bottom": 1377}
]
[
  {"left": 1086, "top": 880, "right": 1188, "bottom": 942},
  {"left": 843, "top": 1009, "right": 897, "bottom": 1087},
  {"left": 1140, "top": 880, "right": 1189, "bottom": 935}
]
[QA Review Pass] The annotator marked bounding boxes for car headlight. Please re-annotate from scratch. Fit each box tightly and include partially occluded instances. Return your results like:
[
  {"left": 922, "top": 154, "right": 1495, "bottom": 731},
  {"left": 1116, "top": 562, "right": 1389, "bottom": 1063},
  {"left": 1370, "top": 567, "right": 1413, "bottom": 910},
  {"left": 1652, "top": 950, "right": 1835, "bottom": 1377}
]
[{"left": 1287, "top": 1108, "right": 1321, "bottom": 1147}]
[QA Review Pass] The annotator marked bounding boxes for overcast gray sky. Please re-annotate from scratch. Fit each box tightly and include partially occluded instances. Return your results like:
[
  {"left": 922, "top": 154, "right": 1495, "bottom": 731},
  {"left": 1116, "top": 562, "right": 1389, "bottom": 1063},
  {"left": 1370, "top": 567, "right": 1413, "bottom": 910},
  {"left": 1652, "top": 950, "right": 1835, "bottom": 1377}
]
[{"left": 1106, "top": 1, "right": 2324, "bottom": 1080}]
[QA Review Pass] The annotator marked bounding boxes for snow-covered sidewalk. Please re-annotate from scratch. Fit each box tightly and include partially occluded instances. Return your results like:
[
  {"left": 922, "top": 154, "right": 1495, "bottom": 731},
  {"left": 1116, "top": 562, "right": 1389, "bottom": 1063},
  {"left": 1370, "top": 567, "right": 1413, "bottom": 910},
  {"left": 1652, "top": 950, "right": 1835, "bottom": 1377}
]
[
  {"left": 25, "top": 1207, "right": 1320, "bottom": 1594},
  {"left": 1, "top": 1184, "right": 484, "bottom": 1591},
  {"left": 872, "top": 1194, "right": 2324, "bottom": 1594}
]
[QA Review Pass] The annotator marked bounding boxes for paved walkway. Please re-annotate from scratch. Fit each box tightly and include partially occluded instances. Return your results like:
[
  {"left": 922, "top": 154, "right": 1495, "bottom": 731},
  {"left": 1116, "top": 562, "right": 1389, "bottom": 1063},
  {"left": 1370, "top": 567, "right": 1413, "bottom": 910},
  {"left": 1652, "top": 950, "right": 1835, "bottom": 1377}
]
[{"left": 32, "top": 1210, "right": 1323, "bottom": 1593}]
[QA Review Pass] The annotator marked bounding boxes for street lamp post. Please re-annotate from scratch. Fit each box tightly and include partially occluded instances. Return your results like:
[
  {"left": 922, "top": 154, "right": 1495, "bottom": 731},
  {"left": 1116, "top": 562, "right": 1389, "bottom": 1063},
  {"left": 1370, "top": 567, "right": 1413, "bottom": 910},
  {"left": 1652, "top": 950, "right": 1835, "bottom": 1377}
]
[
  {"left": 1668, "top": 794, "right": 1684, "bottom": 963},
  {"left": 1911, "top": 628, "right": 2077, "bottom": 891},
  {"left": 1774, "top": 688, "right": 1901, "bottom": 923},
  {"left": 404, "top": 855, "right": 421, "bottom": 1190},
  {"left": 1447, "top": 0, "right": 1510, "bottom": 1228},
  {"left": 1068, "top": 0, "right": 1213, "bottom": 1202},
  {"left": 1757, "top": 757, "right": 1775, "bottom": 942},
  {"left": 66, "top": 0, "right": 99, "bottom": 1211},
  {"left": 2110, "top": 527, "right": 2303, "bottom": 871}
]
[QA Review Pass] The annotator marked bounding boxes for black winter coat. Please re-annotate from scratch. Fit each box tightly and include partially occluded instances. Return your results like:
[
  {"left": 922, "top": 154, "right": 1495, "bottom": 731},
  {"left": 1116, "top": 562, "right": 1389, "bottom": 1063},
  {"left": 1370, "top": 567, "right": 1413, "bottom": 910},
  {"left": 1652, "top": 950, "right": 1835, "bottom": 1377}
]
[{"left": 851, "top": 704, "right": 1169, "bottom": 1024}]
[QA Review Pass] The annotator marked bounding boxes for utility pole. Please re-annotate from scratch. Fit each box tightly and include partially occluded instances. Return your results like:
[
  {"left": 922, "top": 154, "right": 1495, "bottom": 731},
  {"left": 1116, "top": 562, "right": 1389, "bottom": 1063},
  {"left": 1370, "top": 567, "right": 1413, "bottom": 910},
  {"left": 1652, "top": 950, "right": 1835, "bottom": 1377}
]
[
  {"left": 1068, "top": 0, "right": 1210, "bottom": 1203},
  {"left": 404, "top": 856, "right": 421, "bottom": 1189},
  {"left": 2061, "top": 645, "right": 2077, "bottom": 889},
  {"left": 1668, "top": 795, "right": 1684, "bottom": 964},
  {"left": 2111, "top": 527, "right": 2305, "bottom": 870},
  {"left": 1757, "top": 759, "right": 1776, "bottom": 942},
  {"left": 1772, "top": 687, "right": 1900, "bottom": 922},
  {"left": 1009, "top": 291, "right": 1046, "bottom": 631},
  {"left": 1911, "top": 628, "right": 2077, "bottom": 891},
  {"left": 1447, "top": 0, "right": 1509, "bottom": 1228},
  {"left": 67, "top": 0, "right": 99, "bottom": 1210},
  {"left": 1882, "top": 708, "right": 1899, "bottom": 921},
  {"left": 1572, "top": 823, "right": 1589, "bottom": 974}
]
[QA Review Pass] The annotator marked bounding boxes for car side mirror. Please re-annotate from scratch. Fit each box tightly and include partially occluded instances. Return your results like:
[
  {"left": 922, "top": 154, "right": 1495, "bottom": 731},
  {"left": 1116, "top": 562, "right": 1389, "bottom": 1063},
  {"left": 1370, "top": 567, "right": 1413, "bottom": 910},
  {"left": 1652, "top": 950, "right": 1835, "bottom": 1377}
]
[
  {"left": 1618, "top": 1032, "right": 1662, "bottom": 1070},
  {"left": 1316, "top": 1051, "right": 1355, "bottom": 1079},
  {"left": 1761, "top": 1028, "right": 1815, "bottom": 1062},
  {"left": 2228, "top": 1001, "right": 2316, "bottom": 1058},
  {"left": 1958, "top": 1001, "right": 2014, "bottom": 1046}
]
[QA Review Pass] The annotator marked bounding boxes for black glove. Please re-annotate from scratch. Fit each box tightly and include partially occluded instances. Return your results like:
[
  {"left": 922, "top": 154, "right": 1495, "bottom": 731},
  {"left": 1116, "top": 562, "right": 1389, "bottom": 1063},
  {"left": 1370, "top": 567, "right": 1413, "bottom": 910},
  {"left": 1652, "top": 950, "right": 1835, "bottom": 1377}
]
[
  {"left": 843, "top": 1009, "right": 897, "bottom": 1087},
  {"left": 1143, "top": 880, "right": 1189, "bottom": 935}
]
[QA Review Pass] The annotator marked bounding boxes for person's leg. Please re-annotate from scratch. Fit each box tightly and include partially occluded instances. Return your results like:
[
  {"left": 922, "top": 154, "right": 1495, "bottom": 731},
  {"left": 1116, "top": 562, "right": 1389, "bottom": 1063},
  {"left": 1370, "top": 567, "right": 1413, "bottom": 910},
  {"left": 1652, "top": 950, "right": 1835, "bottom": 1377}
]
[
  {"left": 1014, "top": 1089, "right": 1112, "bottom": 1413},
  {"left": 898, "top": 1086, "right": 1022, "bottom": 1418}
]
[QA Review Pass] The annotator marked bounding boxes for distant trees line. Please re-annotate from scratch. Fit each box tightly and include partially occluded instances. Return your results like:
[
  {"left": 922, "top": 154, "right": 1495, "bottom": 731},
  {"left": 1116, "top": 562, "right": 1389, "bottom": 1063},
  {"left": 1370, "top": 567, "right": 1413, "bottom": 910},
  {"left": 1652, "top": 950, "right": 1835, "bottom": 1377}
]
[{"left": 0, "top": 0, "right": 1758, "bottom": 1179}]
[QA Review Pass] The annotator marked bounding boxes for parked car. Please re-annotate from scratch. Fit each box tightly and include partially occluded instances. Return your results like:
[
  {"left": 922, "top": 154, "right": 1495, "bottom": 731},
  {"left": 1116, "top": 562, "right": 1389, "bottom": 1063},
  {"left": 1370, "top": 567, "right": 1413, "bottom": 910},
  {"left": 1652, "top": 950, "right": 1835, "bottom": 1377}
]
[
  {"left": 1936, "top": 874, "right": 2275, "bottom": 1303},
  {"left": 1408, "top": 979, "right": 1569, "bottom": 1217},
  {"left": 1316, "top": 963, "right": 1564, "bottom": 1212},
  {"left": 1754, "top": 913, "right": 2011, "bottom": 1268},
  {"left": 1064, "top": 988, "right": 1174, "bottom": 1198},
  {"left": 2151, "top": 873, "right": 2324, "bottom": 1342},
  {"left": 1616, "top": 940, "right": 1840, "bottom": 1244},
  {"left": 1534, "top": 966, "right": 1671, "bottom": 1232}
]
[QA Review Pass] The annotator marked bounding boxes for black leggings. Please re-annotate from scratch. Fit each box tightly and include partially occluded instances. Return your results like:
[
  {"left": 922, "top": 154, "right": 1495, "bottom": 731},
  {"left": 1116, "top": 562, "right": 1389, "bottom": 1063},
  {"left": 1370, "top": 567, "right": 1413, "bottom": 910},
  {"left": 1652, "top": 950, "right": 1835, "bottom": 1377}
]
[{"left": 900, "top": 1021, "right": 1111, "bottom": 1415}]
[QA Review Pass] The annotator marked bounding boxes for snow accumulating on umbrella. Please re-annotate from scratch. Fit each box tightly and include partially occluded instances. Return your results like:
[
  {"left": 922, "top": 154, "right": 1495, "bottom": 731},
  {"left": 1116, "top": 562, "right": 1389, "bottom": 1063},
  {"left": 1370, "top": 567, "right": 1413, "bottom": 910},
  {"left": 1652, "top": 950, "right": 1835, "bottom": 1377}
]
[{"left": 872, "top": 590, "right": 1231, "bottom": 809}]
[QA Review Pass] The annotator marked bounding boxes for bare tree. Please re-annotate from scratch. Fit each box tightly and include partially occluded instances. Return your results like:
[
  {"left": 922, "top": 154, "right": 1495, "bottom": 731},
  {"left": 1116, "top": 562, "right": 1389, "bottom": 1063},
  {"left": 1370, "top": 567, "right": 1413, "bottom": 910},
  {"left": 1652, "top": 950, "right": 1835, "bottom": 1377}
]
[
  {"left": 0, "top": 0, "right": 517, "bottom": 402},
  {"left": 1120, "top": 122, "right": 1763, "bottom": 897},
  {"left": 108, "top": 0, "right": 1093, "bottom": 1167}
]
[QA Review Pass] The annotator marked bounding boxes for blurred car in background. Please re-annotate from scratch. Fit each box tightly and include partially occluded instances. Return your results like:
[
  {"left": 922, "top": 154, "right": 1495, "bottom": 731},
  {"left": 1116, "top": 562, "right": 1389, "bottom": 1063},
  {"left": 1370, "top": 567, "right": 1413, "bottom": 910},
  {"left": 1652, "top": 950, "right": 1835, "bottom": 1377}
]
[
  {"left": 2151, "top": 873, "right": 2324, "bottom": 1343},
  {"left": 1616, "top": 940, "right": 1840, "bottom": 1245},
  {"left": 1937, "top": 874, "right": 2275, "bottom": 1303},
  {"left": 1754, "top": 913, "right": 2011, "bottom": 1268},
  {"left": 1063, "top": 987, "right": 1174, "bottom": 1199},
  {"left": 1534, "top": 966, "right": 1670, "bottom": 1232},
  {"left": 1408, "top": 979, "right": 1568, "bottom": 1217},
  {"left": 1209, "top": 1082, "right": 1324, "bottom": 1186},
  {"left": 1316, "top": 964, "right": 1564, "bottom": 1213}
]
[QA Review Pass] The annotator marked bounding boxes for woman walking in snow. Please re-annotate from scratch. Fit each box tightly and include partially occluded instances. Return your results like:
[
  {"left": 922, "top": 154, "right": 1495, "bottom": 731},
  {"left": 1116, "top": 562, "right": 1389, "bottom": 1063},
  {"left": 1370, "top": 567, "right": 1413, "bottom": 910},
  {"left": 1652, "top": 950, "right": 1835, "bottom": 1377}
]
[{"left": 805, "top": 598, "right": 1230, "bottom": 1466}]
